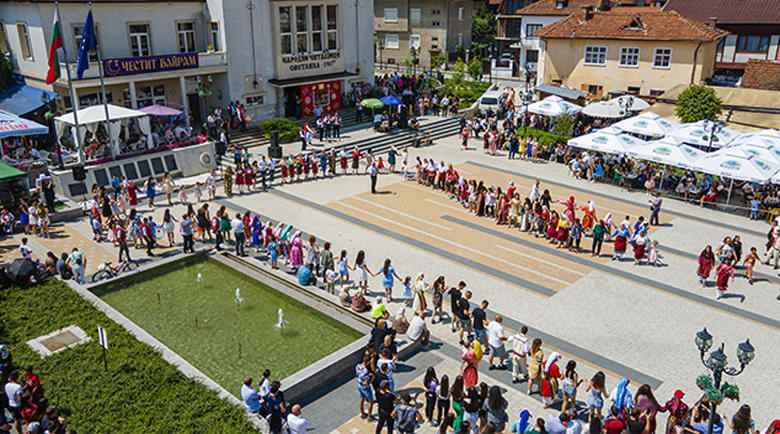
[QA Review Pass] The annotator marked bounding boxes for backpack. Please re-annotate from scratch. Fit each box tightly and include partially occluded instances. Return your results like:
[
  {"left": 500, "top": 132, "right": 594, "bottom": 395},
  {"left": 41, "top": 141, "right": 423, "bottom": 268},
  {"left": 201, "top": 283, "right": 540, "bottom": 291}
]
[{"left": 395, "top": 404, "right": 418, "bottom": 432}]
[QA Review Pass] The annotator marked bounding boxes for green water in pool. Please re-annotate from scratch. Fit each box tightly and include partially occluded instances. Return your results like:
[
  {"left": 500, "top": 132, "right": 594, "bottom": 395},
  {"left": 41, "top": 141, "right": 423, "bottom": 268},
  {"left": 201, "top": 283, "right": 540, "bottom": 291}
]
[{"left": 93, "top": 257, "right": 363, "bottom": 396}]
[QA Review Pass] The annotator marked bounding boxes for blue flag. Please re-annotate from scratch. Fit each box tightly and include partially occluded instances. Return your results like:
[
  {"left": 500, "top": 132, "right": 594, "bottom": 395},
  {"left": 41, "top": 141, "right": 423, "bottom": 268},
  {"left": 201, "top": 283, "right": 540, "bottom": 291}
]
[{"left": 76, "top": 10, "right": 97, "bottom": 80}]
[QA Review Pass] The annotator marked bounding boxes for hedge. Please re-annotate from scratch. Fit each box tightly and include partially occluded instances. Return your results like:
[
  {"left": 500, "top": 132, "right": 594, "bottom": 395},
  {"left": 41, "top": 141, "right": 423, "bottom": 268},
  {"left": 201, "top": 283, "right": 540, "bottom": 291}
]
[
  {"left": 515, "top": 127, "right": 571, "bottom": 146},
  {"left": 0, "top": 279, "right": 257, "bottom": 434},
  {"left": 258, "top": 117, "right": 300, "bottom": 143}
]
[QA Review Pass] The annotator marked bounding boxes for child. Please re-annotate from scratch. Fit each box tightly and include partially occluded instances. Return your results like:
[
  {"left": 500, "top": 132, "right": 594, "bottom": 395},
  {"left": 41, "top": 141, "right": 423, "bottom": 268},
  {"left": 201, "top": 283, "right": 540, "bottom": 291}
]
[
  {"left": 648, "top": 240, "right": 660, "bottom": 267},
  {"left": 400, "top": 275, "right": 412, "bottom": 307},
  {"left": 540, "top": 372, "right": 554, "bottom": 408},
  {"left": 267, "top": 235, "right": 280, "bottom": 269},
  {"left": 91, "top": 214, "right": 102, "bottom": 242},
  {"left": 749, "top": 198, "right": 761, "bottom": 220},
  {"left": 325, "top": 263, "right": 338, "bottom": 294},
  {"left": 377, "top": 157, "right": 385, "bottom": 174},
  {"left": 37, "top": 207, "right": 50, "bottom": 239},
  {"left": 743, "top": 247, "right": 764, "bottom": 285},
  {"left": 401, "top": 159, "right": 409, "bottom": 181},
  {"left": 178, "top": 185, "right": 188, "bottom": 204},
  {"left": 193, "top": 182, "right": 203, "bottom": 202}
]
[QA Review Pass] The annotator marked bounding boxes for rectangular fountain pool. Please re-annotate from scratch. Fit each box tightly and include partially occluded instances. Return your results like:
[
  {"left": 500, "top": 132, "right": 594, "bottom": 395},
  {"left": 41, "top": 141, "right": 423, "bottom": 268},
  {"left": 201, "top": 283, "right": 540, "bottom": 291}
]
[{"left": 91, "top": 255, "right": 364, "bottom": 396}]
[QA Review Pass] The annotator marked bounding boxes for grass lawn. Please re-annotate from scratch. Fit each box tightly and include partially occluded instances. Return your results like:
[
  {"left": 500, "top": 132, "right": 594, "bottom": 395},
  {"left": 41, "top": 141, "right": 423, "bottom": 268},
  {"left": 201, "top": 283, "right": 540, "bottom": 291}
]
[
  {"left": 0, "top": 279, "right": 257, "bottom": 434},
  {"left": 442, "top": 79, "right": 492, "bottom": 110}
]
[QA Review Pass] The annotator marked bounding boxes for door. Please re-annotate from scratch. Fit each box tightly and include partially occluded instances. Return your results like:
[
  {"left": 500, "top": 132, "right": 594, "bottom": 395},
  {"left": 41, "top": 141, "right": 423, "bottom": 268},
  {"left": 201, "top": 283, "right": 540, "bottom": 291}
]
[
  {"left": 188, "top": 94, "right": 202, "bottom": 125},
  {"left": 284, "top": 87, "right": 302, "bottom": 118}
]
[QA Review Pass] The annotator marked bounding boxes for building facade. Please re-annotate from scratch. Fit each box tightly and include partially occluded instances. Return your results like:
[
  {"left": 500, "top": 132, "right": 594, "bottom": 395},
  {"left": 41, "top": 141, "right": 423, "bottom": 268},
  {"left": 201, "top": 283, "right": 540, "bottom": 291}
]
[
  {"left": 374, "top": 0, "right": 473, "bottom": 69},
  {"left": 536, "top": 9, "right": 727, "bottom": 98},
  {"left": 0, "top": 0, "right": 374, "bottom": 123}
]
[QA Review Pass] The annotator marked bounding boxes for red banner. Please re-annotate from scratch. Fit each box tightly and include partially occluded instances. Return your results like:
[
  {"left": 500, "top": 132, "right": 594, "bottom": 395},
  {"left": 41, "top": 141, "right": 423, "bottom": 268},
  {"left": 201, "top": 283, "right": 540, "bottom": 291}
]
[{"left": 300, "top": 80, "right": 341, "bottom": 117}]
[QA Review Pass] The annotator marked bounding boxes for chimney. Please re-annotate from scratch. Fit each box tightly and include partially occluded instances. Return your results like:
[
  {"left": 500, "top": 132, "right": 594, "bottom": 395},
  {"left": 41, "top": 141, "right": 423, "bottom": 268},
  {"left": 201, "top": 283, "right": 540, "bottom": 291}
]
[
  {"left": 709, "top": 17, "right": 718, "bottom": 27},
  {"left": 636, "top": 0, "right": 646, "bottom": 6},
  {"left": 581, "top": 5, "right": 593, "bottom": 21},
  {"left": 597, "top": 0, "right": 610, "bottom": 11}
]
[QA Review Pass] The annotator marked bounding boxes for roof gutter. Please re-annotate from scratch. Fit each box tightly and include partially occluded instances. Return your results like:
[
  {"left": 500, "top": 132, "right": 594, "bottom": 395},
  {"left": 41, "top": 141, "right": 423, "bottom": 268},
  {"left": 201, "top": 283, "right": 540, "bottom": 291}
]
[{"left": 690, "top": 40, "right": 704, "bottom": 84}]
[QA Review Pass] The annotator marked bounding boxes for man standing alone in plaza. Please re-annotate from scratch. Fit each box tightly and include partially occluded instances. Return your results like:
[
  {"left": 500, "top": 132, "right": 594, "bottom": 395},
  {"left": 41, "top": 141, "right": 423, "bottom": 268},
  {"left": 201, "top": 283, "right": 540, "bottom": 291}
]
[
  {"left": 487, "top": 315, "right": 508, "bottom": 371},
  {"left": 369, "top": 162, "right": 379, "bottom": 194},
  {"left": 649, "top": 193, "right": 662, "bottom": 226},
  {"left": 180, "top": 214, "right": 195, "bottom": 254}
]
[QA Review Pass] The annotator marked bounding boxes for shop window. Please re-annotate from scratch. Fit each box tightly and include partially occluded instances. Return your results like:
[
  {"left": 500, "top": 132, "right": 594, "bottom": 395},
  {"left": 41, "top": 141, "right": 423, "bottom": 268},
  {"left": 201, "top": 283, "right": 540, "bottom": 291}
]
[
  {"left": 209, "top": 22, "right": 220, "bottom": 51},
  {"left": 326, "top": 5, "right": 338, "bottom": 51},
  {"left": 73, "top": 23, "right": 101, "bottom": 62},
  {"left": 0, "top": 23, "right": 9, "bottom": 55},
  {"left": 128, "top": 23, "right": 151, "bottom": 57},
  {"left": 136, "top": 85, "right": 166, "bottom": 108},
  {"left": 296, "top": 6, "right": 308, "bottom": 54},
  {"left": 312, "top": 6, "right": 323, "bottom": 53},
  {"left": 17, "top": 23, "right": 33, "bottom": 60},
  {"left": 737, "top": 35, "right": 769, "bottom": 53},
  {"left": 177, "top": 21, "right": 196, "bottom": 53},
  {"left": 280, "top": 7, "right": 293, "bottom": 56}
]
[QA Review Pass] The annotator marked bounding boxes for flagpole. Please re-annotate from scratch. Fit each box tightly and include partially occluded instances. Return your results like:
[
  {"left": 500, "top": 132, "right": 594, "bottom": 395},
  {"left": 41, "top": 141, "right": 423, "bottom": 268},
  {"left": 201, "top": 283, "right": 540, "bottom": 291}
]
[
  {"left": 89, "top": 4, "right": 115, "bottom": 161},
  {"left": 56, "top": 2, "right": 85, "bottom": 165}
]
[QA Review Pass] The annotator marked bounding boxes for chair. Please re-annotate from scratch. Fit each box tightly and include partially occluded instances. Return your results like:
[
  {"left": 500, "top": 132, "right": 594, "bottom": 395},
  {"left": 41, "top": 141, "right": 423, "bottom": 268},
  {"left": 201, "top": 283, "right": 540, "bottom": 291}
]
[
  {"left": 766, "top": 208, "right": 780, "bottom": 224},
  {"left": 38, "top": 150, "right": 49, "bottom": 164}
]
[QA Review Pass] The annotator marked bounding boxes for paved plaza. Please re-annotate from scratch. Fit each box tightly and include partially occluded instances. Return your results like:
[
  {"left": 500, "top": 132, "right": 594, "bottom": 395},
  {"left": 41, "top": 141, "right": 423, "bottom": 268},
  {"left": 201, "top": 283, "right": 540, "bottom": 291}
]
[{"left": 10, "top": 131, "right": 780, "bottom": 432}]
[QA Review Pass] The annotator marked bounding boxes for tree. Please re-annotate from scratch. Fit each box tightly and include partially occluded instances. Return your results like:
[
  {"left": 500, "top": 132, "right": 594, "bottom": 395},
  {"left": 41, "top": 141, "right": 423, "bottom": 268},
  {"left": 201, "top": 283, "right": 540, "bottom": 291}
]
[
  {"left": 472, "top": 6, "right": 498, "bottom": 43},
  {"left": 451, "top": 58, "right": 467, "bottom": 82},
  {"left": 554, "top": 113, "right": 574, "bottom": 137},
  {"left": 467, "top": 57, "right": 482, "bottom": 81},
  {"left": 675, "top": 84, "right": 722, "bottom": 123},
  {"left": 0, "top": 55, "right": 14, "bottom": 94},
  {"left": 431, "top": 52, "right": 447, "bottom": 70}
]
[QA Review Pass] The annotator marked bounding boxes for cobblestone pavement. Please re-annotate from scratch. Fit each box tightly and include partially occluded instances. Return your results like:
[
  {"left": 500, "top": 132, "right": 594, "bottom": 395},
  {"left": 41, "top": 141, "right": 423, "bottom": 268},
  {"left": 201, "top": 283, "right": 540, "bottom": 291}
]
[{"left": 9, "top": 132, "right": 780, "bottom": 431}]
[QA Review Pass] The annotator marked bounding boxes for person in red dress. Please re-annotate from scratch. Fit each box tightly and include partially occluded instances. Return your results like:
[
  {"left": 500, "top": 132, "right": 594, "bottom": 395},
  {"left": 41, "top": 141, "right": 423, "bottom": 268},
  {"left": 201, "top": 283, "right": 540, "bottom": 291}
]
[
  {"left": 244, "top": 163, "right": 254, "bottom": 191},
  {"left": 127, "top": 180, "right": 139, "bottom": 206},
  {"left": 235, "top": 166, "right": 245, "bottom": 194},
  {"left": 715, "top": 258, "right": 735, "bottom": 300}
]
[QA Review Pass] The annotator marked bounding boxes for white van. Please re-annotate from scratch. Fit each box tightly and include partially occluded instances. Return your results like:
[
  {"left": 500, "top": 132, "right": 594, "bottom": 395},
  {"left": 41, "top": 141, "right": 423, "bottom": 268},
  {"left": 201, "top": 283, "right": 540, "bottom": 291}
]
[{"left": 478, "top": 90, "right": 503, "bottom": 115}]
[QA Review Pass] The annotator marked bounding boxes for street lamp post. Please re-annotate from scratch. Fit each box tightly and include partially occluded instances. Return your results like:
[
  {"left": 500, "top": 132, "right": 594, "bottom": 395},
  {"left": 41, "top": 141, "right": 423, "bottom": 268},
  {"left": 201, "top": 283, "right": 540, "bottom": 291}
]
[
  {"left": 522, "top": 63, "right": 532, "bottom": 138},
  {"left": 695, "top": 328, "right": 755, "bottom": 434},
  {"left": 703, "top": 119, "right": 725, "bottom": 153},
  {"left": 488, "top": 46, "right": 494, "bottom": 84},
  {"left": 40, "top": 92, "right": 64, "bottom": 169},
  {"left": 378, "top": 40, "right": 385, "bottom": 71},
  {"left": 197, "top": 75, "right": 213, "bottom": 136},
  {"left": 410, "top": 46, "right": 420, "bottom": 76},
  {"left": 617, "top": 95, "right": 634, "bottom": 117}
]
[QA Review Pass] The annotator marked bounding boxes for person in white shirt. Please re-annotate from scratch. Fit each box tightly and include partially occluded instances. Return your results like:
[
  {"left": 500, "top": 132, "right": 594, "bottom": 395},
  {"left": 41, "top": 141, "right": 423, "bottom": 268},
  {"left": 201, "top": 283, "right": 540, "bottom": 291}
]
[
  {"left": 241, "top": 377, "right": 263, "bottom": 414},
  {"left": 407, "top": 310, "right": 429, "bottom": 346},
  {"left": 231, "top": 213, "right": 246, "bottom": 257},
  {"left": 4, "top": 371, "right": 23, "bottom": 434},
  {"left": 508, "top": 326, "right": 530, "bottom": 383},
  {"left": 19, "top": 238, "right": 32, "bottom": 260},
  {"left": 258, "top": 369, "right": 272, "bottom": 399},
  {"left": 486, "top": 315, "right": 508, "bottom": 370},
  {"left": 287, "top": 404, "right": 312, "bottom": 434}
]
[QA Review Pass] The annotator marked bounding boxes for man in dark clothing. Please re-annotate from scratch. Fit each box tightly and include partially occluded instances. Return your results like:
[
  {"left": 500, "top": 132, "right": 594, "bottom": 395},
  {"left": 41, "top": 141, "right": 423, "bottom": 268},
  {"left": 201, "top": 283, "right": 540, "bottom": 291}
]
[
  {"left": 374, "top": 380, "right": 396, "bottom": 434},
  {"left": 457, "top": 291, "right": 473, "bottom": 345},
  {"left": 472, "top": 300, "right": 489, "bottom": 348},
  {"left": 448, "top": 281, "right": 466, "bottom": 332}
]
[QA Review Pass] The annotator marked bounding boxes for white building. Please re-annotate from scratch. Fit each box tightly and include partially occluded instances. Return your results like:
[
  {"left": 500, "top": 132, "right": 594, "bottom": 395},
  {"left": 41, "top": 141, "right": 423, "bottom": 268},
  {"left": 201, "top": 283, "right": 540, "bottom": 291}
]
[{"left": 0, "top": 0, "right": 374, "bottom": 124}]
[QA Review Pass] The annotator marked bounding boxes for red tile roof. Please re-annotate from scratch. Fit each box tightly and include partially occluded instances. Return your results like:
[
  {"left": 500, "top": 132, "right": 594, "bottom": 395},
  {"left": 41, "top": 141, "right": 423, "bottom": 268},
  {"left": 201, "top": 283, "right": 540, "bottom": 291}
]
[
  {"left": 535, "top": 10, "right": 729, "bottom": 41},
  {"left": 663, "top": 0, "right": 780, "bottom": 24},
  {"left": 742, "top": 59, "right": 780, "bottom": 91},
  {"left": 515, "top": 0, "right": 605, "bottom": 16}
]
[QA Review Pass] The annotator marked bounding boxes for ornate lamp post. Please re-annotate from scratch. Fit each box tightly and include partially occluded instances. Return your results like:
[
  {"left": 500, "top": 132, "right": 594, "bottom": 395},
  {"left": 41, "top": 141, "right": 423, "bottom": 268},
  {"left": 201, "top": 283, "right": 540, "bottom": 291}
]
[
  {"left": 702, "top": 119, "right": 725, "bottom": 153},
  {"left": 410, "top": 46, "right": 420, "bottom": 76},
  {"left": 695, "top": 328, "right": 755, "bottom": 434},
  {"left": 521, "top": 63, "right": 533, "bottom": 138},
  {"left": 378, "top": 39, "right": 385, "bottom": 71},
  {"left": 617, "top": 95, "right": 634, "bottom": 116}
]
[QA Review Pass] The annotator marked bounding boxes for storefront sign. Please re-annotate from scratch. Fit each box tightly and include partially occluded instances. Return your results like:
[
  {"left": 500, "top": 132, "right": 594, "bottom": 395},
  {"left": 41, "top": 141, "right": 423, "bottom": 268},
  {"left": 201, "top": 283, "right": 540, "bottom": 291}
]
[
  {"left": 103, "top": 53, "right": 199, "bottom": 78},
  {"left": 281, "top": 52, "right": 341, "bottom": 72}
]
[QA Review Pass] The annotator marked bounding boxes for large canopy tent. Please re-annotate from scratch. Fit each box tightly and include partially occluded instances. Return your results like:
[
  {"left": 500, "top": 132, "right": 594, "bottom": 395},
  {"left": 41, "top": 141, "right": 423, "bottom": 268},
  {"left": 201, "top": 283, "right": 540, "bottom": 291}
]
[
  {"left": 0, "top": 110, "right": 49, "bottom": 160},
  {"left": 0, "top": 161, "right": 30, "bottom": 211},
  {"left": 581, "top": 101, "right": 624, "bottom": 119},
  {"left": 0, "top": 84, "right": 58, "bottom": 116},
  {"left": 137, "top": 104, "right": 183, "bottom": 116},
  {"left": 55, "top": 104, "right": 153, "bottom": 163},
  {"left": 527, "top": 95, "right": 582, "bottom": 117},
  {"left": 567, "top": 126, "right": 646, "bottom": 154},
  {"left": 666, "top": 120, "right": 741, "bottom": 150},
  {"left": 613, "top": 112, "right": 679, "bottom": 138},
  {"left": 626, "top": 136, "right": 704, "bottom": 170}
]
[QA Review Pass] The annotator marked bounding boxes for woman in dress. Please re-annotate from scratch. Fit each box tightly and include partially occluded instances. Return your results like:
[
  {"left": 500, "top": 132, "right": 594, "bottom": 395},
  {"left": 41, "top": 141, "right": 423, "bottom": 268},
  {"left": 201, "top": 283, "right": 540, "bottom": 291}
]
[
  {"left": 223, "top": 165, "right": 234, "bottom": 196},
  {"left": 289, "top": 231, "right": 304, "bottom": 270},
  {"left": 37, "top": 207, "right": 50, "bottom": 238},
  {"left": 697, "top": 246, "right": 715, "bottom": 286},
  {"left": 162, "top": 209, "right": 177, "bottom": 247},
  {"left": 632, "top": 229, "right": 649, "bottom": 265},
  {"left": 353, "top": 250, "right": 373, "bottom": 294},
  {"left": 18, "top": 199, "right": 30, "bottom": 235},
  {"left": 388, "top": 146, "right": 398, "bottom": 172},
  {"left": 127, "top": 180, "right": 139, "bottom": 206},
  {"left": 338, "top": 249, "right": 351, "bottom": 288},
  {"left": 634, "top": 384, "right": 665, "bottom": 434},
  {"left": 144, "top": 176, "right": 157, "bottom": 207},
  {"left": 663, "top": 390, "right": 688, "bottom": 434},
  {"left": 206, "top": 169, "right": 216, "bottom": 200},
  {"left": 235, "top": 164, "right": 245, "bottom": 194},
  {"left": 451, "top": 375, "right": 466, "bottom": 433},
  {"left": 412, "top": 273, "right": 428, "bottom": 316},
  {"left": 431, "top": 275, "right": 445, "bottom": 324},
  {"left": 611, "top": 223, "right": 630, "bottom": 261},
  {"left": 460, "top": 342, "right": 479, "bottom": 390},
  {"left": 375, "top": 258, "right": 402, "bottom": 301},
  {"left": 162, "top": 172, "right": 175, "bottom": 205},
  {"left": 527, "top": 339, "right": 544, "bottom": 395},
  {"left": 197, "top": 204, "right": 212, "bottom": 242},
  {"left": 715, "top": 258, "right": 735, "bottom": 300}
]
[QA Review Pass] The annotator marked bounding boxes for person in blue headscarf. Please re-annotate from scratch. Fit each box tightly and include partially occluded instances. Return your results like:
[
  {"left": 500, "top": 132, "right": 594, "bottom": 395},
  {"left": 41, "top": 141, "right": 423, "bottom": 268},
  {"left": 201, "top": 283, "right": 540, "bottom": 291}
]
[
  {"left": 511, "top": 410, "right": 531, "bottom": 434},
  {"left": 611, "top": 377, "right": 633, "bottom": 414}
]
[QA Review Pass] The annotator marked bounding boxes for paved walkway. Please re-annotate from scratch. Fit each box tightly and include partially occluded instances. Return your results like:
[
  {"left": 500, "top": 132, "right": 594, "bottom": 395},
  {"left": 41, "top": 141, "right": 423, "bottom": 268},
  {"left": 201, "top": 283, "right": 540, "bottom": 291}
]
[{"left": 7, "top": 130, "right": 780, "bottom": 432}]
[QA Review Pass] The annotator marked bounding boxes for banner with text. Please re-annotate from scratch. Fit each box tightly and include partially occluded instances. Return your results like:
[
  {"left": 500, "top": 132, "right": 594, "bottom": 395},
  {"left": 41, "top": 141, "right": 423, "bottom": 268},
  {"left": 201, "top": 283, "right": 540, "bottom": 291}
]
[{"left": 103, "top": 53, "right": 199, "bottom": 78}]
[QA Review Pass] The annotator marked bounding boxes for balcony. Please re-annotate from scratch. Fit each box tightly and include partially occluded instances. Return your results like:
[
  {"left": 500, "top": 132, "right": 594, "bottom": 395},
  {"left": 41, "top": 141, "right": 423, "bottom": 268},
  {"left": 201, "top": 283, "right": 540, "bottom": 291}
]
[{"left": 57, "top": 51, "right": 228, "bottom": 82}]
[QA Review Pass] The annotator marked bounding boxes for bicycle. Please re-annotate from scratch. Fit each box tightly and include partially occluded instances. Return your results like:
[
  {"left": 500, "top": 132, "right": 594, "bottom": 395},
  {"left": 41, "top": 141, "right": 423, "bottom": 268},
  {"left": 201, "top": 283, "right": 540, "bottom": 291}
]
[{"left": 91, "top": 260, "right": 140, "bottom": 282}]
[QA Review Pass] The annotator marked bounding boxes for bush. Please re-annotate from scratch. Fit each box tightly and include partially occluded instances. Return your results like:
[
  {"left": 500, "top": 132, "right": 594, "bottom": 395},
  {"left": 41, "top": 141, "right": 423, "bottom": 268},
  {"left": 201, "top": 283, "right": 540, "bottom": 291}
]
[
  {"left": 467, "top": 57, "right": 483, "bottom": 81},
  {"left": 258, "top": 117, "right": 300, "bottom": 143},
  {"left": 675, "top": 84, "right": 722, "bottom": 123},
  {"left": 442, "top": 79, "right": 492, "bottom": 110},
  {"left": 515, "top": 127, "right": 570, "bottom": 146},
  {"left": 451, "top": 59, "right": 467, "bottom": 82},
  {"left": 0, "top": 279, "right": 257, "bottom": 434}
]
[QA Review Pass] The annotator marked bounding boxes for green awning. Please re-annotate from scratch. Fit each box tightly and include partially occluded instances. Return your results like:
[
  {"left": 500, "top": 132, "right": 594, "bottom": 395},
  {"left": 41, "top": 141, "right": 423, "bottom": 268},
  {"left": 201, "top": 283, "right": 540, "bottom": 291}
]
[{"left": 0, "top": 162, "right": 27, "bottom": 182}]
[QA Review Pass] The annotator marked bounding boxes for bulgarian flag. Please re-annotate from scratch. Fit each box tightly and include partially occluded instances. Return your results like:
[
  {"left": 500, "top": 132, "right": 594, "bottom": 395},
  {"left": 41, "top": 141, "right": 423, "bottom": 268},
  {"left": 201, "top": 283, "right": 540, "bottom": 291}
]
[{"left": 45, "top": 9, "right": 63, "bottom": 84}]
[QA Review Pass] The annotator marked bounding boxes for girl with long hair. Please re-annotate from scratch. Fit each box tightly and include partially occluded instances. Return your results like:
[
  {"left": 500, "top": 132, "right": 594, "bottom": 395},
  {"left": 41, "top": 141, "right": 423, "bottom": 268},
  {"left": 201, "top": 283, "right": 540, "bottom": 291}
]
[
  {"left": 634, "top": 384, "right": 664, "bottom": 433},
  {"left": 437, "top": 375, "right": 451, "bottom": 427},
  {"left": 561, "top": 360, "right": 583, "bottom": 415},
  {"left": 424, "top": 367, "right": 439, "bottom": 426},
  {"left": 338, "top": 249, "right": 352, "bottom": 288},
  {"left": 527, "top": 339, "right": 544, "bottom": 395},
  {"left": 451, "top": 375, "right": 466, "bottom": 432},
  {"left": 698, "top": 245, "right": 715, "bottom": 286},
  {"left": 725, "top": 405, "right": 756, "bottom": 434},
  {"left": 585, "top": 371, "right": 609, "bottom": 423},
  {"left": 354, "top": 250, "right": 373, "bottom": 293},
  {"left": 374, "top": 258, "right": 401, "bottom": 301}
]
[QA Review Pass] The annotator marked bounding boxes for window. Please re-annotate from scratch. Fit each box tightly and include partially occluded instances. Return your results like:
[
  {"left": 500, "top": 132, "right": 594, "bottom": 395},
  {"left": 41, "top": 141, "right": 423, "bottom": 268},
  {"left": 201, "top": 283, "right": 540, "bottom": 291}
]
[
  {"left": 246, "top": 95, "right": 264, "bottom": 106},
  {"left": 555, "top": 1, "right": 565, "bottom": 8},
  {"left": 627, "top": 86, "right": 641, "bottom": 94},
  {"left": 526, "top": 24, "right": 542, "bottom": 37},
  {"left": 584, "top": 46, "right": 606, "bottom": 65},
  {"left": 385, "top": 34, "right": 399, "bottom": 49},
  {"left": 410, "top": 8, "right": 421, "bottom": 23},
  {"left": 458, "top": 33, "right": 463, "bottom": 46},
  {"left": 128, "top": 24, "right": 151, "bottom": 57},
  {"left": 619, "top": 47, "right": 640, "bottom": 67},
  {"left": 432, "top": 21, "right": 441, "bottom": 27},
  {"left": 0, "top": 23, "right": 8, "bottom": 55},
  {"left": 526, "top": 49, "right": 538, "bottom": 63},
  {"left": 431, "top": 36, "right": 439, "bottom": 50},
  {"left": 16, "top": 23, "right": 33, "bottom": 60},
  {"left": 280, "top": 7, "right": 293, "bottom": 55},
  {"left": 135, "top": 85, "right": 166, "bottom": 107},
  {"left": 177, "top": 21, "right": 196, "bottom": 53},
  {"left": 312, "top": 6, "right": 323, "bottom": 52},
  {"left": 296, "top": 6, "right": 308, "bottom": 54},
  {"left": 653, "top": 47, "right": 672, "bottom": 68},
  {"left": 737, "top": 35, "right": 770, "bottom": 53},
  {"left": 459, "top": 7, "right": 464, "bottom": 21},
  {"left": 410, "top": 34, "right": 420, "bottom": 49},
  {"left": 384, "top": 8, "right": 398, "bottom": 23},
  {"left": 326, "top": 5, "right": 338, "bottom": 51},
  {"left": 588, "top": 85, "right": 602, "bottom": 95},
  {"left": 432, "top": 9, "right": 441, "bottom": 15},
  {"left": 649, "top": 89, "right": 665, "bottom": 96},
  {"left": 73, "top": 24, "right": 101, "bottom": 62},
  {"left": 209, "top": 22, "right": 220, "bottom": 51},
  {"left": 717, "top": 38, "right": 725, "bottom": 51}
]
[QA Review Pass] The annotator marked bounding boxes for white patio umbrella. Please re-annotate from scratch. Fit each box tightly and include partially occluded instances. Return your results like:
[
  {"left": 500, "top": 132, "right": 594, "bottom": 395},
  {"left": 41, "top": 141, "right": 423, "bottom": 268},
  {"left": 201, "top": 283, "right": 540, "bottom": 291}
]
[
  {"left": 667, "top": 120, "right": 740, "bottom": 150},
  {"left": 725, "top": 129, "right": 780, "bottom": 149},
  {"left": 692, "top": 153, "right": 780, "bottom": 204},
  {"left": 581, "top": 101, "right": 623, "bottom": 119},
  {"left": 609, "top": 95, "right": 651, "bottom": 112},
  {"left": 721, "top": 143, "right": 780, "bottom": 164},
  {"left": 626, "top": 136, "right": 704, "bottom": 170},
  {"left": 567, "top": 126, "right": 645, "bottom": 155},
  {"left": 527, "top": 95, "right": 582, "bottom": 117},
  {"left": 613, "top": 112, "right": 680, "bottom": 138}
]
